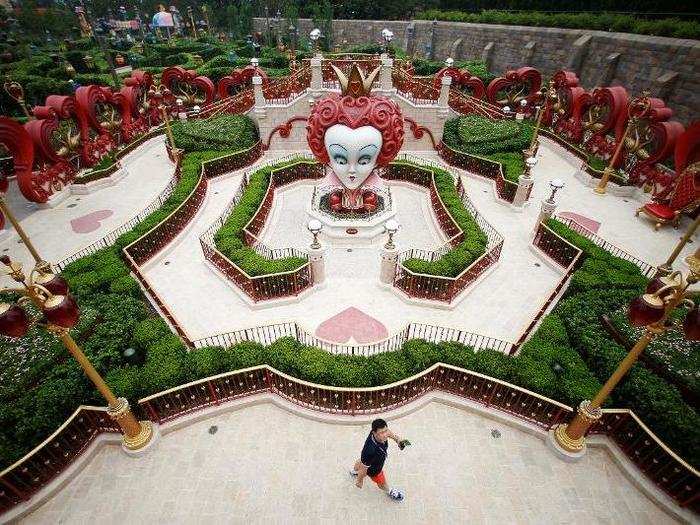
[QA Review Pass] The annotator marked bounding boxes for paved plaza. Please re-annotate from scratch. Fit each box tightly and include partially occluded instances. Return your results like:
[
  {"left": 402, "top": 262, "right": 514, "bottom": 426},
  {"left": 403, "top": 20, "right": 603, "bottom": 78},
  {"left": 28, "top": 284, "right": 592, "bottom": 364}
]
[{"left": 20, "top": 400, "right": 679, "bottom": 524}]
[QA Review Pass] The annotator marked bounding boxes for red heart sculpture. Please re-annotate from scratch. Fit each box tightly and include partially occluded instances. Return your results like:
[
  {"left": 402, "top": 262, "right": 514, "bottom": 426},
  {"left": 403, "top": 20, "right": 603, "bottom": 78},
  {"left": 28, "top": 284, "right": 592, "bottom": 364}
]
[{"left": 315, "top": 307, "right": 389, "bottom": 344}]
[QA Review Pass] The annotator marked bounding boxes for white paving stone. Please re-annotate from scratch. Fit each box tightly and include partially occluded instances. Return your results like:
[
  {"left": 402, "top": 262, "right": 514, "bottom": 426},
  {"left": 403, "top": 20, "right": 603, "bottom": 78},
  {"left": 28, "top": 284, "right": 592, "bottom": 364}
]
[{"left": 20, "top": 401, "right": 679, "bottom": 524}]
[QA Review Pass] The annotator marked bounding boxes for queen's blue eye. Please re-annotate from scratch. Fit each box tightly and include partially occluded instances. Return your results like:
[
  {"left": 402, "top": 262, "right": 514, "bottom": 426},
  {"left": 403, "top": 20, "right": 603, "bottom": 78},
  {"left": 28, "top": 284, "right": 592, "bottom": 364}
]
[
  {"left": 358, "top": 155, "right": 372, "bottom": 165},
  {"left": 333, "top": 154, "right": 347, "bottom": 165}
]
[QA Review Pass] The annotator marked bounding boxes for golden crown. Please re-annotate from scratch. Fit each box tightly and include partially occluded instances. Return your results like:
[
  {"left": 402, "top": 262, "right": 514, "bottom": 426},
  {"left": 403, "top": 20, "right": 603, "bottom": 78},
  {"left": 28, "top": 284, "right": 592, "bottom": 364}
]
[{"left": 330, "top": 63, "right": 380, "bottom": 97}]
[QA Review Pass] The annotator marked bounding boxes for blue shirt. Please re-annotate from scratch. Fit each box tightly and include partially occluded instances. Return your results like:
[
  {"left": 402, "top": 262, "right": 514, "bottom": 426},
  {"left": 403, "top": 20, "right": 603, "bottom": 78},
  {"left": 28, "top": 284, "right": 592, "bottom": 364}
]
[{"left": 361, "top": 432, "right": 389, "bottom": 476}]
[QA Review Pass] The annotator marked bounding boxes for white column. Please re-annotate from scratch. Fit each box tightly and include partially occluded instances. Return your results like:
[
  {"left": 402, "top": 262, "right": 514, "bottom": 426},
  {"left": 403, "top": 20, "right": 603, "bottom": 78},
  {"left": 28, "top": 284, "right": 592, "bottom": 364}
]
[
  {"left": 379, "top": 245, "right": 399, "bottom": 284},
  {"left": 310, "top": 56, "right": 323, "bottom": 99},
  {"left": 512, "top": 171, "right": 533, "bottom": 207},
  {"left": 379, "top": 57, "right": 394, "bottom": 94},
  {"left": 308, "top": 245, "right": 326, "bottom": 284},
  {"left": 252, "top": 75, "right": 266, "bottom": 121},
  {"left": 438, "top": 74, "right": 452, "bottom": 119},
  {"left": 534, "top": 198, "right": 557, "bottom": 236}
]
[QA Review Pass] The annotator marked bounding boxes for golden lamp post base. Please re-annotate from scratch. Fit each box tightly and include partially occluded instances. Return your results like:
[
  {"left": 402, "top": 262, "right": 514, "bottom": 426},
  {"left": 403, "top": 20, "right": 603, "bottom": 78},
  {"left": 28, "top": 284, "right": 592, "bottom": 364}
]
[
  {"left": 547, "top": 400, "right": 602, "bottom": 462},
  {"left": 107, "top": 397, "right": 160, "bottom": 456}
]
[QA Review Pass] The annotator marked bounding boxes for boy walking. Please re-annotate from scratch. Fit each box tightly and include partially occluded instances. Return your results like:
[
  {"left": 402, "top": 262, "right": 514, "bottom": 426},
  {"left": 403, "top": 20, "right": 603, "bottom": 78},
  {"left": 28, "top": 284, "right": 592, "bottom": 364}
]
[{"left": 349, "top": 418, "right": 410, "bottom": 501}]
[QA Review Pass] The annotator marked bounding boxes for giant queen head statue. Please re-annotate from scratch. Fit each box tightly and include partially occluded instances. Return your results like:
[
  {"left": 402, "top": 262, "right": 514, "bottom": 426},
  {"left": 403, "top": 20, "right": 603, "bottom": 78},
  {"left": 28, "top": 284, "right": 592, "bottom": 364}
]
[{"left": 306, "top": 64, "right": 404, "bottom": 212}]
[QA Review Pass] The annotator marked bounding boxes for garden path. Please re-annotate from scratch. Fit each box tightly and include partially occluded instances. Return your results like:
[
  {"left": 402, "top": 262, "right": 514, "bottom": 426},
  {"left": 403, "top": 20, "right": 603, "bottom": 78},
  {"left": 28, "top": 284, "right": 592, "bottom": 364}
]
[
  {"left": 0, "top": 135, "right": 173, "bottom": 281},
  {"left": 21, "top": 400, "right": 678, "bottom": 524}
]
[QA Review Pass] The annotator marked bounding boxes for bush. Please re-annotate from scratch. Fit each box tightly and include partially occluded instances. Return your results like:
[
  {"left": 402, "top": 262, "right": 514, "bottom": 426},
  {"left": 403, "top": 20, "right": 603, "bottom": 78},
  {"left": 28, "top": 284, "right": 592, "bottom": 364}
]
[
  {"left": 171, "top": 114, "right": 258, "bottom": 153},
  {"left": 398, "top": 162, "right": 488, "bottom": 277}
]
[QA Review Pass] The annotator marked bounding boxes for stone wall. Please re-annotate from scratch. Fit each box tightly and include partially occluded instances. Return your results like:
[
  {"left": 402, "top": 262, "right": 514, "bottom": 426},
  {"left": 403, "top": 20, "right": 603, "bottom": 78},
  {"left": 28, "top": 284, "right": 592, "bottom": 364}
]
[{"left": 253, "top": 18, "right": 699, "bottom": 124}]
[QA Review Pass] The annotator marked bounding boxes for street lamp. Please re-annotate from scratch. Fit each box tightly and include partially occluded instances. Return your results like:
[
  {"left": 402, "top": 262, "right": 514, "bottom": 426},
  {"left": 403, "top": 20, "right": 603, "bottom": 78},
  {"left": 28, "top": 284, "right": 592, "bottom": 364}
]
[
  {"left": 307, "top": 219, "right": 323, "bottom": 249},
  {"left": 310, "top": 28, "right": 322, "bottom": 54},
  {"left": 384, "top": 219, "right": 400, "bottom": 250},
  {"left": 552, "top": 249, "right": 700, "bottom": 455},
  {"left": 547, "top": 178, "right": 565, "bottom": 203},
  {"left": 381, "top": 28, "right": 394, "bottom": 54},
  {"left": 444, "top": 57, "right": 454, "bottom": 68},
  {"left": 524, "top": 156, "right": 538, "bottom": 178},
  {"left": 0, "top": 200, "right": 155, "bottom": 453},
  {"left": 148, "top": 84, "right": 176, "bottom": 151},
  {"left": 525, "top": 80, "right": 557, "bottom": 158},
  {"left": 595, "top": 90, "right": 652, "bottom": 195}
]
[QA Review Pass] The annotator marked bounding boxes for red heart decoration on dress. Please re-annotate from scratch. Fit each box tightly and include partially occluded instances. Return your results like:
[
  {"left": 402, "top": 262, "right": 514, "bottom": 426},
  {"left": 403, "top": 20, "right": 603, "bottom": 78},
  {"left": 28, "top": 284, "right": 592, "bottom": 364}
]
[{"left": 315, "top": 307, "right": 389, "bottom": 344}]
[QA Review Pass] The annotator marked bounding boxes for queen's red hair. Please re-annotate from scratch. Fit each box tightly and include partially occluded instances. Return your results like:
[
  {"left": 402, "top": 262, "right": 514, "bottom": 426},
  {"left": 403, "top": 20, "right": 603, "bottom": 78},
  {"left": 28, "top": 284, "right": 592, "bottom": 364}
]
[{"left": 306, "top": 94, "right": 404, "bottom": 166}]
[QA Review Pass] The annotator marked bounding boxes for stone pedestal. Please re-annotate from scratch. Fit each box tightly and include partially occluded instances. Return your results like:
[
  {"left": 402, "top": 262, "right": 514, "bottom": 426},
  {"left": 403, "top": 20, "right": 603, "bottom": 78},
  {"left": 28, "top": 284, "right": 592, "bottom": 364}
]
[
  {"left": 380, "top": 245, "right": 399, "bottom": 284},
  {"left": 308, "top": 245, "right": 326, "bottom": 284},
  {"left": 534, "top": 198, "right": 557, "bottom": 235},
  {"left": 252, "top": 75, "right": 267, "bottom": 121},
  {"left": 512, "top": 174, "right": 533, "bottom": 208},
  {"left": 310, "top": 56, "right": 323, "bottom": 99},
  {"left": 379, "top": 57, "right": 395, "bottom": 95},
  {"left": 438, "top": 74, "right": 452, "bottom": 119}
]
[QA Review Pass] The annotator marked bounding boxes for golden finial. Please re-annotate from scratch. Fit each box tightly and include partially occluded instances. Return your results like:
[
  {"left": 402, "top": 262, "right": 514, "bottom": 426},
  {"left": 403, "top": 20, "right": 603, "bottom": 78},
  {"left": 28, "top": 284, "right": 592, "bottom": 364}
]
[{"left": 330, "top": 63, "right": 380, "bottom": 97}]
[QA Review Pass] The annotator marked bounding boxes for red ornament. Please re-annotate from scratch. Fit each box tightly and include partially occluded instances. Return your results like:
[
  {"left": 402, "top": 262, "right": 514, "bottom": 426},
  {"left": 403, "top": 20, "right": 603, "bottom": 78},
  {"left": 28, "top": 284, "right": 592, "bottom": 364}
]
[
  {"left": 35, "top": 272, "right": 69, "bottom": 296},
  {"left": 628, "top": 295, "right": 665, "bottom": 327},
  {"left": 683, "top": 307, "right": 700, "bottom": 341},
  {"left": 0, "top": 303, "right": 29, "bottom": 338},
  {"left": 43, "top": 294, "right": 80, "bottom": 329},
  {"left": 306, "top": 93, "right": 405, "bottom": 167},
  {"left": 363, "top": 191, "right": 378, "bottom": 212}
]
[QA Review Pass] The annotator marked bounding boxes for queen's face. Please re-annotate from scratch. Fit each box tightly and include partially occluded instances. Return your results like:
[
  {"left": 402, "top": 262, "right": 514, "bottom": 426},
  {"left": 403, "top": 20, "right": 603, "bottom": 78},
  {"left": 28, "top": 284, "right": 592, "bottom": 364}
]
[{"left": 324, "top": 124, "right": 382, "bottom": 190}]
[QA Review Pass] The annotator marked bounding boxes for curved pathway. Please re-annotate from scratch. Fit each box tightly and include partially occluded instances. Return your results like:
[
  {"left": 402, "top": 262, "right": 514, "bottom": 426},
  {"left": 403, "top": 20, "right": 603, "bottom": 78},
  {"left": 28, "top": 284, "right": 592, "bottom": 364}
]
[
  {"left": 20, "top": 399, "right": 678, "bottom": 524},
  {"left": 0, "top": 135, "right": 172, "bottom": 274}
]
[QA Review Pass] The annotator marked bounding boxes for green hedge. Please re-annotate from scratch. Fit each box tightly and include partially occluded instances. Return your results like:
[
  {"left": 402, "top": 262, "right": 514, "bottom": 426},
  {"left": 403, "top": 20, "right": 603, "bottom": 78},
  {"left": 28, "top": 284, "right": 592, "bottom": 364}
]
[
  {"left": 411, "top": 58, "right": 494, "bottom": 84},
  {"left": 442, "top": 116, "right": 533, "bottom": 183},
  {"left": 397, "top": 161, "right": 488, "bottom": 277},
  {"left": 417, "top": 9, "right": 700, "bottom": 39},
  {"left": 213, "top": 159, "right": 309, "bottom": 277},
  {"left": 171, "top": 114, "right": 258, "bottom": 153}
]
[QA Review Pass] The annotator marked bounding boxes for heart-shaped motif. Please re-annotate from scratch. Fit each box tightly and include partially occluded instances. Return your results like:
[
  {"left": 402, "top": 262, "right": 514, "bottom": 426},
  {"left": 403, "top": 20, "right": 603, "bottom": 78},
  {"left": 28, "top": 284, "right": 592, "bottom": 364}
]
[
  {"left": 71, "top": 209, "right": 114, "bottom": 234},
  {"left": 557, "top": 211, "right": 601, "bottom": 233},
  {"left": 315, "top": 307, "right": 389, "bottom": 344}
]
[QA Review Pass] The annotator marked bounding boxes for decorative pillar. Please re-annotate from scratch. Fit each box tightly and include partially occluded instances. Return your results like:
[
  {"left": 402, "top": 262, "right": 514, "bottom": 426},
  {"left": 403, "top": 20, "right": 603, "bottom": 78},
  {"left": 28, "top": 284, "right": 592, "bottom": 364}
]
[
  {"left": 380, "top": 245, "right": 399, "bottom": 284},
  {"left": 252, "top": 75, "right": 266, "bottom": 120},
  {"left": 379, "top": 57, "right": 394, "bottom": 94},
  {"left": 513, "top": 157, "right": 537, "bottom": 207},
  {"left": 438, "top": 74, "right": 452, "bottom": 119},
  {"left": 308, "top": 245, "right": 326, "bottom": 284},
  {"left": 533, "top": 197, "right": 557, "bottom": 236},
  {"left": 310, "top": 55, "right": 323, "bottom": 99}
]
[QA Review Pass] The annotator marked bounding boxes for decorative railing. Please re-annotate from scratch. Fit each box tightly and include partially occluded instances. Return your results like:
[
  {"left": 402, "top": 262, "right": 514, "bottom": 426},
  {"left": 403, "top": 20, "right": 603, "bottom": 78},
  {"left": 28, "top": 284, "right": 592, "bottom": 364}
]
[
  {"left": 438, "top": 142, "right": 518, "bottom": 204},
  {"left": 199, "top": 155, "right": 322, "bottom": 302},
  {"left": 511, "top": 221, "right": 584, "bottom": 353},
  {"left": 0, "top": 406, "right": 119, "bottom": 515},
  {"left": 448, "top": 89, "right": 504, "bottom": 120},
  {"left": 382, "top": 156, "right": 504, "bottom": 303},
  {"left": 137, "top": 363, "right": 699, "bottom": 514},
  {"left": 262, "top": 66, "right": 311, "bottom": 105},
  {"left": 392, "top": 68, "right": 440, "bottom": 105},
  {"left": 193, "top": 321, "right": 514, "bottom": 355},
  {"left": 555, "top": 216, "right": 657, "bottom": 277},
  {"left": 2, "top": 364, "right": 698, "bottom": 517},
  {"left": 197, "top": 87, "right": 255, "bottom": 119},
  {"left": 122, "top": 142, "right": 262, "bottom": 267}
]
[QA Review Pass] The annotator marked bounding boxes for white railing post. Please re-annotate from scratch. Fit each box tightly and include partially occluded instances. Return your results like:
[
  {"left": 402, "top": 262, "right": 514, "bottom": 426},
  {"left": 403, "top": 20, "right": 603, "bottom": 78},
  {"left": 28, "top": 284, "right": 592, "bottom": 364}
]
[
  {"left": 308, "top": 244, "right": 326, "bottom": 284},
  {"left": 533, "top": 198, "right": 557, "bottom": 237},
  {"left": 379, "top": 245, "right": 399, "bottom": 284},
  {"left": 252, "top": 75, "right": 267, "bottom": 120},
  {"left": 379, "top": 57, "right": 395, "bottom": 95},
  {"left": 438, "top": 74, "right": 452, "bottom": 116}
]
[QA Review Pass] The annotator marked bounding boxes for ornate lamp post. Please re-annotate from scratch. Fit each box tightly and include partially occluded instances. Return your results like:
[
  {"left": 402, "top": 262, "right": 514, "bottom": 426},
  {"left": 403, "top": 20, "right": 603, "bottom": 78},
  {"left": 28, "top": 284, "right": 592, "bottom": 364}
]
[
  {"left": 310, "top": 28, "right": 322, "bottom": 55},
  {"left": 524, "top": 80, "right": 556, "bottom": 158},
  {"left": 552, "top": 249, "right": 700, "bottom": 457},
  {"left": 307, "top": 219, "right": 323, "bottom": 249},
  {"left": 187, "top": 6, "right": 197, "bottom": 39},
  {"left": 381, "top": 28, "right": 394, "bottom": 55},
  {"left": 547, "top": 178, "right": 565, "bottom": 203},
  {"left": 3, "top": 81, "right": 32, "bottom": 120},
  {"left": 383, "top": 219, "right": 400, "bottom": 249},
  {"left": 594, "top": 90, "right": 652, "bottom": 195},
  {"left": 148, "top": 84, "right": 175, "bottom": 151},
  {"left": 0, "top": 200, "right": 155, "bottom": 453}
]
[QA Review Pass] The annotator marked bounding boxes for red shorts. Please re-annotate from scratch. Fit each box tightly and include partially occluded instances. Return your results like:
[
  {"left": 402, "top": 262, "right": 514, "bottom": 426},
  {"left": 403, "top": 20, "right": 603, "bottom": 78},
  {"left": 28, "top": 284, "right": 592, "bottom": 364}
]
[{"left": 370, "top": 471, "right": 386, "bottom": 485}]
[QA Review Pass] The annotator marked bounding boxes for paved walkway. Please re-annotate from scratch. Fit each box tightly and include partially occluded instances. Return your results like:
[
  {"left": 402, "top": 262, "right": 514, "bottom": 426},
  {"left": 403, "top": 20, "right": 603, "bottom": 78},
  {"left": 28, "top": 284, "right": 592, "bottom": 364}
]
[
  {"left": 0, "top": 135, "right": 172, "bottom": 278},
  {"left": 21, "top": 400, "right": 678, "bottom": 524}
]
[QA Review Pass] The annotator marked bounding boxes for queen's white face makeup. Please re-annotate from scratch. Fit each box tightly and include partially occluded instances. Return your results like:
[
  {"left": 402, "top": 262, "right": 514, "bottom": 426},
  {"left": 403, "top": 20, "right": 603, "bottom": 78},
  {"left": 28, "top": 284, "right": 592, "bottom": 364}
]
[{"left": 324, "top": 124, "right": 383, "bottom": 190}]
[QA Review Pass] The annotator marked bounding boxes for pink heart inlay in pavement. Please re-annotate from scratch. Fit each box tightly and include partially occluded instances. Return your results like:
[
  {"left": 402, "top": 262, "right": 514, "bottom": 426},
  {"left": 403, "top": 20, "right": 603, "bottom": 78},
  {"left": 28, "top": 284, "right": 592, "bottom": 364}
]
[
  {"left": 315, "top": 307, "right": 389, "bottom": 344},
  {"left": 558, "top": 211, "right": 601, "bottom": 233},
  {"left": 71, "top": 209, "right": 114, "bottom": 234}
]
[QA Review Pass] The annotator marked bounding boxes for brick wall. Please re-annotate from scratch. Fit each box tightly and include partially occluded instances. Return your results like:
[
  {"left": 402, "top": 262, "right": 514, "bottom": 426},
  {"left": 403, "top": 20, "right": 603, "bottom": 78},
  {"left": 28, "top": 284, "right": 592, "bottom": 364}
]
[{"left": 253, "top": 18, "right": 699, "bottom": 124}]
